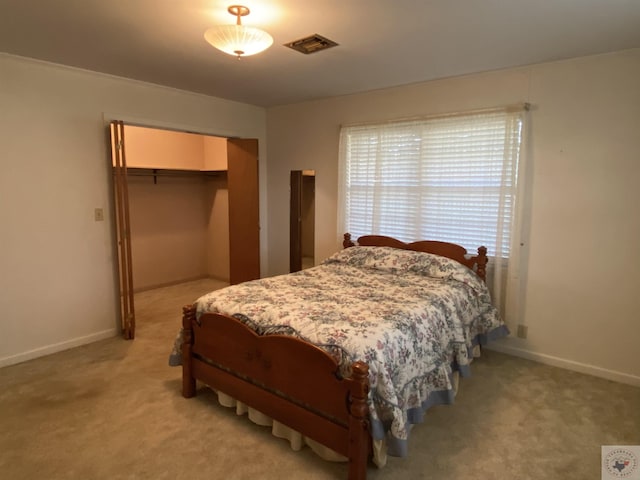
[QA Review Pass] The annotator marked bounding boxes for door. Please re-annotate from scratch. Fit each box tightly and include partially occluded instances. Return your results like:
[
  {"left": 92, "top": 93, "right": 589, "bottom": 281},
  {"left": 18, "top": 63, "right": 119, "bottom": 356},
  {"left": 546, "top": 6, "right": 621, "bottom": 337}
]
[
  {"left": 290, "top": 170, "right": 303, "bottom": 273},
  {"left": 290, "top": 170, "right": 315, "bottom": 272},
  {"left": 109, "top": 121, "right": 136, "bottom": 339},
  {"left": 227, "top": 138, "right": 260, "bottom": 284}
]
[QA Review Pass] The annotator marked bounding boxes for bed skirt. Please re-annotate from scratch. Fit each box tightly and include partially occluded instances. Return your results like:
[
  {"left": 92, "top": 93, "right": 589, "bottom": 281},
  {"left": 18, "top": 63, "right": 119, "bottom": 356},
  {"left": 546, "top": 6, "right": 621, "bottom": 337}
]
[{"left": 207, "top": 364, "right": 467, "bottom": 469}]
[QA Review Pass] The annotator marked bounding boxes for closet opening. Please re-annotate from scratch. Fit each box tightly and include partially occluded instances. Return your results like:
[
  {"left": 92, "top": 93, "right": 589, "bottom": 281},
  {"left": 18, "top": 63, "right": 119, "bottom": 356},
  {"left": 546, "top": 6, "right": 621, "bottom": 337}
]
[{"left": 109, "top": 121, "right": 260, "bottom": 339}]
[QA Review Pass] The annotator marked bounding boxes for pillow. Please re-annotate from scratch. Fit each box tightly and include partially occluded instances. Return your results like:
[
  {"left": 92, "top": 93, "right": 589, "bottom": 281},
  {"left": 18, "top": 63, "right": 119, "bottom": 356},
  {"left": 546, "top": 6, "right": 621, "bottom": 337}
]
[{"left": 324, "top": 246, "right": 485, "bottom": 293}]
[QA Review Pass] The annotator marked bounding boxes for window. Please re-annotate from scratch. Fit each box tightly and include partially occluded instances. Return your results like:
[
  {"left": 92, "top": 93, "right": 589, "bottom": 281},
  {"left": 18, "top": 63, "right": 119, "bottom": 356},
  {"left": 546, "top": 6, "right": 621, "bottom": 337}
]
[
  {"left": 338, "top": 106, "right": 528, "bottom": 324},
  {"left": 338, "top": 108, "right": 525, "bottom": 258}
]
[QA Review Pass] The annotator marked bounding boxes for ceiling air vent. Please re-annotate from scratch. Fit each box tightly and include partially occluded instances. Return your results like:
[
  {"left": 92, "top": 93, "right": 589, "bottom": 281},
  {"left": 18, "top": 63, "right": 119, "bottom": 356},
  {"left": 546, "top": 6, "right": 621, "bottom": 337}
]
[{"left": 284, "top": 34, "right": 338, "bottom": 54}]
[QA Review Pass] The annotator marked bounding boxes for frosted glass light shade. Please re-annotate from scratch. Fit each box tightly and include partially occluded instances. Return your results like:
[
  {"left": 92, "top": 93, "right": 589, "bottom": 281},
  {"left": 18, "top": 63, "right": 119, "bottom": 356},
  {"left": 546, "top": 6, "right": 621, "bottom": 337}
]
[{"left": 205, "top": 25, "right": 273, "bottom": 58}]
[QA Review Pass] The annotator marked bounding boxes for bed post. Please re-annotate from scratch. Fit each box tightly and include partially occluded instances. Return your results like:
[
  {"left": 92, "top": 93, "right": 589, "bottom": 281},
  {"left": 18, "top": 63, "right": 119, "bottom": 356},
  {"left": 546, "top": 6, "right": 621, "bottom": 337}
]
[
  {"left": 347, "top": 361, "right": 370, "bottom": 480},
  {"left": 182, "top": 304, "right": 197, "bottom": 398},
  {"left": 343, "top": 233, "right": 355, "bottom": 248},
  {"left": 476, "top": 246, "right": 488, "bottom": 282}
]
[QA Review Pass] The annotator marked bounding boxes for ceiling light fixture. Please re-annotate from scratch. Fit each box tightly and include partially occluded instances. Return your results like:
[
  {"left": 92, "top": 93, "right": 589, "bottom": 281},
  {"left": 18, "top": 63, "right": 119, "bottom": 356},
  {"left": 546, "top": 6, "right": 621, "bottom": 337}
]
[{"left": 204, "top": 5, "right": 273, "bottom": 59}]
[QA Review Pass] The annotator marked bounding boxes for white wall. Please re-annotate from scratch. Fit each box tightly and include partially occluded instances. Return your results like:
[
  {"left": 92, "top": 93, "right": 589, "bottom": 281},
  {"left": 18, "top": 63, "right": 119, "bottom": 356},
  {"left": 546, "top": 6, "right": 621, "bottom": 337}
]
[
  {"left": 266, "top": 49, "right": 640, "bottom": 385},
  {"left": 0, "top": 54, "right": 267, "bottom": 366},
  {"left": 2, "top": 49, "right": 638, "bottom": 385}
]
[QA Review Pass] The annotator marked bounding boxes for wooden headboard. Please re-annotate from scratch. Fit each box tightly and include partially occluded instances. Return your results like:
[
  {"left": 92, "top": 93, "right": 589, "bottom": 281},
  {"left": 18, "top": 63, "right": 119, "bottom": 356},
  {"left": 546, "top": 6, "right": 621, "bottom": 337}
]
[{"left": 342, "top": 233, "right": 488, "bottom": 282}]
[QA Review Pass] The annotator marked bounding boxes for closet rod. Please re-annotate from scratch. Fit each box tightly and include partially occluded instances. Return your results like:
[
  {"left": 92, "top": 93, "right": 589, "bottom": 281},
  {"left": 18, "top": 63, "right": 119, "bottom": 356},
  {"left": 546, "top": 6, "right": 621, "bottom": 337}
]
[{"left": 121, "top": 168, "right": 224, "bottom": 183}]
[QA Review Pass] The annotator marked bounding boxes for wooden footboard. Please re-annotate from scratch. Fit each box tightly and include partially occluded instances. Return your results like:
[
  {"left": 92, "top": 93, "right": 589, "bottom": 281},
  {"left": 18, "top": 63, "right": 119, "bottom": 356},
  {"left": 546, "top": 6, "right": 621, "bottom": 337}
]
[{"left": 181, "top": 305, "right": 371, "bottom": 480}]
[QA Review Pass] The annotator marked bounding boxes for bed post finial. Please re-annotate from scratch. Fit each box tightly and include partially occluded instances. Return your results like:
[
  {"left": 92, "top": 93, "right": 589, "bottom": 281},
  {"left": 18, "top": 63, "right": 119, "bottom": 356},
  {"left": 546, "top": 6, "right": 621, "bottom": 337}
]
[
  {"left": 182, "top": 304, "right": 197, "bottom": 398},
  {"left": 476, "top": 246, "right": 488, "bottom": 282},
  {"left": 343, "top": 233, "right": 355, "bottom": 249}
]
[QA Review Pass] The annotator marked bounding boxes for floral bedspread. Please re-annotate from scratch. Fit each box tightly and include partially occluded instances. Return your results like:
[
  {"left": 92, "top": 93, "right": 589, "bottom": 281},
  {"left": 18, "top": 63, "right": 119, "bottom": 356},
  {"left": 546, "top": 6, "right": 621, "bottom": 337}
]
[{"left": 169, "top": 246, "right": 508, "bottom": 455}]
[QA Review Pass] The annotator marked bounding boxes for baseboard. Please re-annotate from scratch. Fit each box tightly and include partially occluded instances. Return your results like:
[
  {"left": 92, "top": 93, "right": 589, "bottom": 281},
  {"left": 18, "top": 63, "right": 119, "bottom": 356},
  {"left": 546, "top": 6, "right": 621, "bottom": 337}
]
[
  {"left": 133, "top": 275, "right": 228, "bottom": 293},
  {"left": 0, "top": 329, "right": 118, "bottom": 368},
  {"left": 133, "top": 275, "right": 210, "bottom": 293},
  {"left": 486, "top": 342, "right": 640, "bottom": 387}
]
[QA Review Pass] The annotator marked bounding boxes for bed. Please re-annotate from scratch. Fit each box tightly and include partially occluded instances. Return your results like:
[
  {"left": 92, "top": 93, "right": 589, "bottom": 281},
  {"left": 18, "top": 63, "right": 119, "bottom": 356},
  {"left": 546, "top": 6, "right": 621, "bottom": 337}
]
[{"left": 170, "top": 233, "right": 508, "bottom": 480}]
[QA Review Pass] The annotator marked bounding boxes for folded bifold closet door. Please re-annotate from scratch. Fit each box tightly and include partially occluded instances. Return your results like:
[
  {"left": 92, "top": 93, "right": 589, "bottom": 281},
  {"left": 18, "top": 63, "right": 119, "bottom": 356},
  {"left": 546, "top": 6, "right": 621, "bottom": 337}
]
[{"left": 110, "top": 120, "right": 136, "bottom": 339}]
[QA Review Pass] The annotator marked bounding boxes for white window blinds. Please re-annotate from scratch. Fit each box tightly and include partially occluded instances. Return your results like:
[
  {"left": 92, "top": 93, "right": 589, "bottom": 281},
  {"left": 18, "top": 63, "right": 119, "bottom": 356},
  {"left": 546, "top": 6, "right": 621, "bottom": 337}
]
[{"left": 338, "top": 109, "right": 524, "bottom": 258}]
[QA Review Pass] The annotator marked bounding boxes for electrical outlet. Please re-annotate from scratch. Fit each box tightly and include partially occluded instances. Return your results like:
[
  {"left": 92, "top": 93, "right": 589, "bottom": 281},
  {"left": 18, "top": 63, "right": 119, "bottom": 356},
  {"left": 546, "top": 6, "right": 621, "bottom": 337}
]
[
  {"left": 94, "top": 208, "right": 104, "bottom": 222},
  {"left": 517, "top": 324, "right": 528, "bottom": 339}
]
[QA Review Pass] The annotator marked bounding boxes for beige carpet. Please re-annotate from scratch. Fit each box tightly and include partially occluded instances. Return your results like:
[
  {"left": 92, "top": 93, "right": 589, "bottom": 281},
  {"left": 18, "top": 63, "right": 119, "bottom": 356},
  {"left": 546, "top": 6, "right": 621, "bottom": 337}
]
[{"left": 1, "top": 278, "right": 638, "bottom": 480}]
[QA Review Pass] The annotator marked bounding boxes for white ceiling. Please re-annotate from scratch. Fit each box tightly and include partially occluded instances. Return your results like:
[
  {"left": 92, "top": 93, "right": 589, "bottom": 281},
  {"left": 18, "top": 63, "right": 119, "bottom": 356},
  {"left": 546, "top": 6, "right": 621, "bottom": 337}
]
[{"left": 1, "top": 0, "right": 640, "bottom": 107}]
